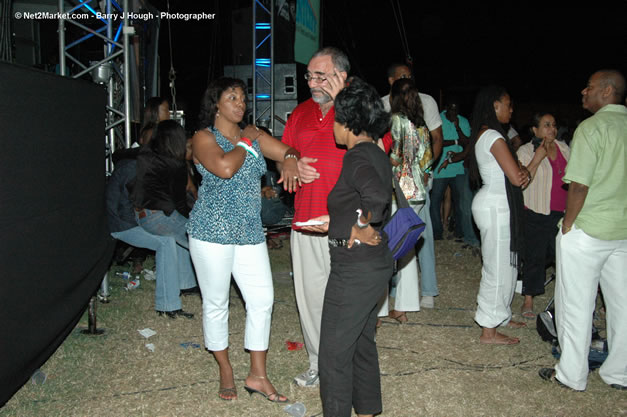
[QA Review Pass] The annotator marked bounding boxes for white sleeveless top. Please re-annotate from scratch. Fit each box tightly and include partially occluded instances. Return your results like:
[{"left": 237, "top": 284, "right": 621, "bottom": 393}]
[{"left": 475, "top": 129, "right": 507, "bottom": 197}]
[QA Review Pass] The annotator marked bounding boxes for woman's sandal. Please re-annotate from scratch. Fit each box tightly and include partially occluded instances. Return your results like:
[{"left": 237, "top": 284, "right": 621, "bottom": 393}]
[
  {"left": 506, "top": 320, "right": 527, "bottom": 329},
  {"left": 244, "top": 375, "right": 288, "bottom": 403},
  {"left": 218, "top": 387, "right": 237, "bottom": 401},
  {"left": 521, "top": 309, "right": 536, "bottom": 320},
  {"left": 388, "top": 310, "right": 408, "bottom": 324}
]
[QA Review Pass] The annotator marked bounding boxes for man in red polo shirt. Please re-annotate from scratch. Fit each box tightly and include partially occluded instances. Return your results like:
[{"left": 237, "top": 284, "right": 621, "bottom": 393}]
[{"left": 282, "top": 47, "right": 348, "bottom": 387}]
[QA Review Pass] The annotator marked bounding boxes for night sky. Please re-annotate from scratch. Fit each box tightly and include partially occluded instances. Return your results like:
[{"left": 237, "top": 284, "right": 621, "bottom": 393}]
[{"left": 153, "top": 0, "right": 627, "bottom": 130}]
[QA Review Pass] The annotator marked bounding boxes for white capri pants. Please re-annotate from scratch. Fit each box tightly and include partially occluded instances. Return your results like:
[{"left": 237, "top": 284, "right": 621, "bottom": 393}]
[
  {"left": 189, "top": 237, "right": 274, "bottom": 352},
  {"left": 555, "top": 225, "right": 627, "bottom": 391},
  {"left": 472, "top": 192, "right": 517, "bottom": 328}
]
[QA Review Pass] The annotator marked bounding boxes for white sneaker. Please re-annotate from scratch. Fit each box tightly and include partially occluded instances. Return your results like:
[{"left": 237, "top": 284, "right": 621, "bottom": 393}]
[
  {"left": 421, "top": 296, "right": 435, "bottom": 309},
  {"left": 293, "top": 369, "right": 319, "bottom": 387}
]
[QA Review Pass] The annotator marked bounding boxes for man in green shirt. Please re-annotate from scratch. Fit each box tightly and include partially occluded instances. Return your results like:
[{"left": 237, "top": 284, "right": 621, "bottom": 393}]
[{"left": 539, "top": 70, "right": 627, "bottom": 391}]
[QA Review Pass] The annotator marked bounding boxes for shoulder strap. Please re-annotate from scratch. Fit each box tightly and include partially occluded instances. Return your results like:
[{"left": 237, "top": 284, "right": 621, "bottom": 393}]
[{"left": 392, "top": 176, "right": 410, "bottom": 209}]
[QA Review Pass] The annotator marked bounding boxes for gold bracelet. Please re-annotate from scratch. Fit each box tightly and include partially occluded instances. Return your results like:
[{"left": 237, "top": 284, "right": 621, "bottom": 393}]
[{"left": 284, "top": 153, "right": 298, "bottom": 161}]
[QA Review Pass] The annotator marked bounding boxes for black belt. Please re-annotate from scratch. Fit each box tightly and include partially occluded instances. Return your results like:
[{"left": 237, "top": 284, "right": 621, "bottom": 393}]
[{"left": 328, "top": 238, "right": 350, "bottom": 248}]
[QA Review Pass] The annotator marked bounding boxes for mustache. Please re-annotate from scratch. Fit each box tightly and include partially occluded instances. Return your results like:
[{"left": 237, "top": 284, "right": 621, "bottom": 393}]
[{"left": 310, "top": 87, "right": 329, "bottom": 96}]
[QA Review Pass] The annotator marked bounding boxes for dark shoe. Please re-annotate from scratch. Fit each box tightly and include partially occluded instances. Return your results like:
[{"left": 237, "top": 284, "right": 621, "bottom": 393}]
[
  {"left": 538, "top": 368, "right": 583, "bottom": 391},
  {"left": 243, "top": 386, "right": 288, "bottom": 403},
  {"left": 157, "top": 309, "right": 194, "bottom": 319},
  {"left": 180, "top": 286, "right": 201, "bottom": 296},
  {"left": 610, "top": 383, "right": 627, "bottom": 390}
]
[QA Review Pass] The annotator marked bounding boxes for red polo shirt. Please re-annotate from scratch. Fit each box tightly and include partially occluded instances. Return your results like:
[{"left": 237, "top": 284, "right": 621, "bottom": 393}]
[{"left": 282, "top": 98, "right": 346, "bottom": 229}]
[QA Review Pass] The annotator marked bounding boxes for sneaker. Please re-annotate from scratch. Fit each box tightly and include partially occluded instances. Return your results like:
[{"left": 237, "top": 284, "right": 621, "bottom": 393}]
[
  {"left": 293, "top": 369, "right": 319, "bottom": 387},
  {"left": 421, "top": 296, "right": 435, "bottom": 309}
]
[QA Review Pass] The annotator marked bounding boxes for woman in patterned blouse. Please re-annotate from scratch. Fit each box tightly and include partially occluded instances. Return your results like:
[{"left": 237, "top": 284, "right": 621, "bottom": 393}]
[{"left": 186, "top": 77, "right": 300, "bottom": 402}]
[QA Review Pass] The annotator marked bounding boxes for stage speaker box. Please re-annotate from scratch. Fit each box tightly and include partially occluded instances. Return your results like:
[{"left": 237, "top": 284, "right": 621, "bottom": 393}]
[{"left": 223, "top": 64, "right": 297, "bottom": 100}]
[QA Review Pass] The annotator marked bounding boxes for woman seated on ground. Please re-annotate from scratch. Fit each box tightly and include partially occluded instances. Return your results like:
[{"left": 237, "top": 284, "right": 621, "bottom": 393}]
[
  {"left": 186, "top": 77, "right": 300, "bottom": 402},
  {"left": 516, "top": 112, "right": 569, "bottom": 319},
  {"left": 302, "top": 77, "right": 394, "bottom": 417},
  {"left": 378, "top": 77, "right": 433, "bottom": 324},
  {"left": 467, "top": 85, "right": 530, "bottom": 345}
]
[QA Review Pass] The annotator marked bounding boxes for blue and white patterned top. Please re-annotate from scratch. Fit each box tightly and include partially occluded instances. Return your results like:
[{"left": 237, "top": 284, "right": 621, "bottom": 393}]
[{"left": 187, "top": 127, "right": 267, "bottom": 245}]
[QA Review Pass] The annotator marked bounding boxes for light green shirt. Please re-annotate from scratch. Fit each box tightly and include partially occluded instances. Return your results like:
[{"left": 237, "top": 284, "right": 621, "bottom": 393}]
[{"left": 563, "top": 104, "right": 627, "bottom": 240}]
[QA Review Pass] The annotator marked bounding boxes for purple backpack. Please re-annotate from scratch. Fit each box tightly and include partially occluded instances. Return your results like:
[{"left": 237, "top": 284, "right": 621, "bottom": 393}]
[{"left": 384, "top": 178, "right": 425, "bottom": 260}]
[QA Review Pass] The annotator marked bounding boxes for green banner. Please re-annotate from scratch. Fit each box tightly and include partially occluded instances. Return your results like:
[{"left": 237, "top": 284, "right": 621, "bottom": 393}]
[{"left": 294, "top": 0, "right": 320, "bottom": 65}]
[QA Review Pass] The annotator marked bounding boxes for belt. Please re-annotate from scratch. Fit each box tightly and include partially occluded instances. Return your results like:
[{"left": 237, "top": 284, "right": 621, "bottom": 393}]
[
  {"left": 135, "top": 208, "right": 147, "bottom": 219},
  {"left": 328, "top": 238, "right": 350, "bottom": 248}
]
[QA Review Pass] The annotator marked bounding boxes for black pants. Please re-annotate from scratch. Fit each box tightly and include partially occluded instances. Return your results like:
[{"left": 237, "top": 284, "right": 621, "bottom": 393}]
[
  {"left": 521, "top": 209, "right": 562, "bottom": 296},
  {"left": 319, "top": 248, "right": 393, "bottom": 417}
]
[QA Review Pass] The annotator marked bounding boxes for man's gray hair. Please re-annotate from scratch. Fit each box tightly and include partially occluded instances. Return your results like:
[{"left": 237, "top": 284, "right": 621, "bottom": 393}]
[{"left": 311, "top": 47, "right": 351, "bottom": 73}]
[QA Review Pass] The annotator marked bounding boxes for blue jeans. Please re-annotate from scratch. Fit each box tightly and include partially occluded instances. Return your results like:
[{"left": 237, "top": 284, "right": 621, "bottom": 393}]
[
  {"left": 135, "top": 208, "right": 190, "bottom": 249},
  {"left": 417, "top": 193, "right": 438, "bottom": 297},
  {"left": 430, "top": 173, "right": 479, "bottom": 246},
  {"left": 111, "top": 227, "right": 196, "bottom": 312}
]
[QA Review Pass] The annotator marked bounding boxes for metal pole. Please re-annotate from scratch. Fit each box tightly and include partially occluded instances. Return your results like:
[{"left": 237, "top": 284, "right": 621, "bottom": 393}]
[
  {"left": 123, "top": 0, "right": 132, "bottom": 148},
  {"left": 252, "top": 0, "right": 256, "bottom": 125},
  {"left": 106, "top": 0, "right": 116, "bottom": 172},
  {"left": 58, "top": 0, "right": 65, "bottom": 76},
  {"left": 99, "top": 272, "right": 110, "bottom": 303},
  {"left": 270, "top": 0, "right": 274, "bottom": 135}
]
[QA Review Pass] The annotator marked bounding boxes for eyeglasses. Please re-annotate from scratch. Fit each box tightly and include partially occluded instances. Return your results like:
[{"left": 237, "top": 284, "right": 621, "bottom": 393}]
[{"left": 304, "top": 73, "right": 327, "bottom": 83}]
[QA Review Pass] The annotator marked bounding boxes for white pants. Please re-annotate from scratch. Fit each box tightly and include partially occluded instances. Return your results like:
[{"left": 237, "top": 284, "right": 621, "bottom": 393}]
[
  {"left": 555, "top": 226, "right": 627, "bottom": 390},
  {"left": 377, "top": 244, "right": 421, "bottom": 315},
  {"left": 189, "top": 238, "right": 274, "bottom": 352},
  {"left": 472, "top": 192, "right": 517, "bottom": 328},
  {"left": 377, "top": 200, "right": 423, "bottom": 316},
  {"left": 291, "top": 230, "right": 331, "bottom": 372}
]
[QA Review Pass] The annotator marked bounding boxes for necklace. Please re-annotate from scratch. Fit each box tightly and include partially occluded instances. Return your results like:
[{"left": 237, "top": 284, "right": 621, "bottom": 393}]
[{"left": 218, "top": 127, "right": 241, "bottom": 144}]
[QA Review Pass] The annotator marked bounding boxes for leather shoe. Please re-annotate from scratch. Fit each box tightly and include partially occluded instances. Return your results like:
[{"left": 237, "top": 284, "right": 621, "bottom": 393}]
[
  {"left": 157, "top": 309, "right": 194, "bottom": 319},
  {"left": 610, "top": 383, "right": 627, "bottom": 390},
  {"left": 538, "top": 368, "right": 583, "bottom": 391},
  {"left": 180, "top": 286, "right": 201, "bottom": 296}
]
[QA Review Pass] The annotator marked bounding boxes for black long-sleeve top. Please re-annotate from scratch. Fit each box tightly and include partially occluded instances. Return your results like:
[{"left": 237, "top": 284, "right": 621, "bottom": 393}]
[
  {"left": 327, "top": 141, "right": 393, "bottom": 262},
  {"left": 129, "top": 147, "right": 189, "bottom": 217}
]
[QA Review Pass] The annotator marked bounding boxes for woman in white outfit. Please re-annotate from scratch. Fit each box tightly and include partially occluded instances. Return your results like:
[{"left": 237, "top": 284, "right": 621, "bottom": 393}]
[{"left": 468, "top": 85, "right": 530, "bottom": 345}]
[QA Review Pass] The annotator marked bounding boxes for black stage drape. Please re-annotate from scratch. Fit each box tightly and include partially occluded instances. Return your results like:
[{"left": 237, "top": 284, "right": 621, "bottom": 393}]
[{"left": 0, "top": 62, "right": 115, "bottom": 406}]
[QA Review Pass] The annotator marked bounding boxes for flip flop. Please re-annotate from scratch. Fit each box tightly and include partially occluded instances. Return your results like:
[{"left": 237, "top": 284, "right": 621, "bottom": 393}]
[
  {"left": 218, "top": 387, "right": 237, "bottom": 401},
  {"left": 521, "top": 309, "right": 536, "bottom": 320},
  {"left": 506, "top": 320, "right": 527, "bottom": 329},
  {"left": 388, "top": 310, "right": 408, "bottom": 324}
]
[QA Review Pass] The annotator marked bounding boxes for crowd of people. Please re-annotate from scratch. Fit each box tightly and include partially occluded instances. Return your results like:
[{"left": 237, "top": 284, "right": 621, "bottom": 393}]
[{"left": 106, "top": 45, "right": 627, "bottom": 415}]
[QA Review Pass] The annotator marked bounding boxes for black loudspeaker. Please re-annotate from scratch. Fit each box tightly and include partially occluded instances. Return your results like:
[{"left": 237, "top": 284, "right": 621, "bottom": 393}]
[{"left": 0, "top": 62, "right": 114, "bottom": 406}]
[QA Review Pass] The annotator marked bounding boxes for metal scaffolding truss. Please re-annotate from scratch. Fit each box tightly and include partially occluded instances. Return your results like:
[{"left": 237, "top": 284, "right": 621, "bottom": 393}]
[
  {"left": 58, "top": 0, "right": 133, "bottom": 172},
  {"left": 251, "top": 0, "right": 274, "bottom": 133}
]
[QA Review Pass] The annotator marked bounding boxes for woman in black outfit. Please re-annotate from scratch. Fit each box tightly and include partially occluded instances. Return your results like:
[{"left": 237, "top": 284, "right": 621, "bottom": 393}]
[
  {"left": 131, "top": 119, "right": 191, "bottom": 248},
  {"left": 302, "top": 77, "right": 394, "bottom": 417}
]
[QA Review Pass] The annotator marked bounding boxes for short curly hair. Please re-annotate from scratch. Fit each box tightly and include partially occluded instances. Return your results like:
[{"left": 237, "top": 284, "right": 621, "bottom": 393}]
[
  {"left": 334, "top": 77, "right": 389, "bottom": 140},
  {"left": 197, "top": 77, "right": 247, "bottom": 129}
]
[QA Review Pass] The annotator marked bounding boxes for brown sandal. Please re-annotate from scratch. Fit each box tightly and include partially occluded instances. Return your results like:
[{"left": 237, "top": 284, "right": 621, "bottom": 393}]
[
  {"left": 218, "top": 387, "right": 237, "bottom": 401},
  {"left": 388, "top": 310, "right": 408, "bottom": 324}
]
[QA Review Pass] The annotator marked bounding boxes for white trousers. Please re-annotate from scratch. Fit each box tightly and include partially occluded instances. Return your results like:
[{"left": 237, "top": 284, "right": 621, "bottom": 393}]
[
  {"left": 291, "top": 230, "right": 331, "bottom": 372},
  {"left": 189, "top": 238, "right": 274, "bottom": 352},
  {"left": 555, "top": 226, "right": 627, "bottom": 390},
  {"left": 377, "top": 244, "right": 421, "bottom": 315},
  {"left": 377, "top": 200, "right": 422, "bottom": 316},
  {"left": 472, "top": 193, "right": 517, "bottom": 328}
]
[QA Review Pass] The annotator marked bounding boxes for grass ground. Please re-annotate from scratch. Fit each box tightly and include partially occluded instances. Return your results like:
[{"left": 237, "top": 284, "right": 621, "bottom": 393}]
[{"left": 2, "top": 233, "right": 624, "bottom": 417}]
